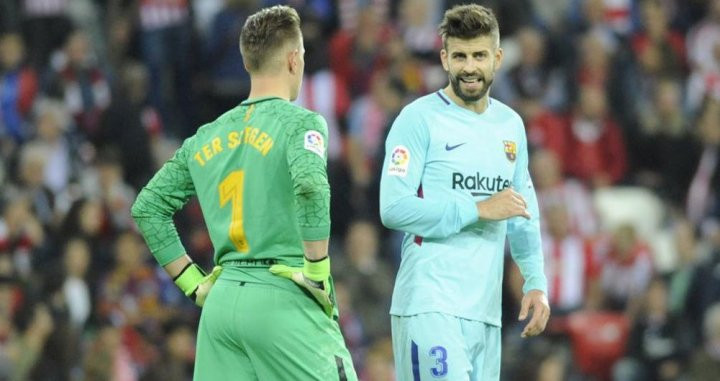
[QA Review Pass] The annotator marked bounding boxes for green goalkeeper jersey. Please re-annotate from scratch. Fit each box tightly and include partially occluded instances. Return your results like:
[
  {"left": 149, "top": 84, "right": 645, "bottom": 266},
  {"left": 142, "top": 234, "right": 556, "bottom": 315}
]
[{"left": 131, "top": 96, "right": 330, "bottom": 268}]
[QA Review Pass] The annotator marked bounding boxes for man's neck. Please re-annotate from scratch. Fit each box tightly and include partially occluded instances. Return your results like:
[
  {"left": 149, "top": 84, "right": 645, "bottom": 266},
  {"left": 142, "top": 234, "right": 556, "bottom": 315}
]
[
  {"left": 443, "top": 85, "right": 489, "bottom": 114},
  {"left": 248, "top": 75, "right": 291, "bottom": 101}
]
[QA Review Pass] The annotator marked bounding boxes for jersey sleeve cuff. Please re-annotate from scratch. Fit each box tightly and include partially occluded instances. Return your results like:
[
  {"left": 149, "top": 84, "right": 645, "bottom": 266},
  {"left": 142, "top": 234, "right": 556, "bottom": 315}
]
[
  {"left": 522, "top": 276, "right": 548, "bottom": 295},
  {"left": 153, "top": 240, "right": 187, "bottom": 266},
  {"left": 300, "top": 225, "right": 330, "bottom": 241},
  {"left": 458, "top": 198, "right": 479, "bottom": 227}
]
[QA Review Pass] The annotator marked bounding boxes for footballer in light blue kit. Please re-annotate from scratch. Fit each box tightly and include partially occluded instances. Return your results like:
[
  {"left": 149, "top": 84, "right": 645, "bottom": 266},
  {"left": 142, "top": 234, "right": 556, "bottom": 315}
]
[{"left": 380, "top": 4, "right": 550, "bottom": 380}]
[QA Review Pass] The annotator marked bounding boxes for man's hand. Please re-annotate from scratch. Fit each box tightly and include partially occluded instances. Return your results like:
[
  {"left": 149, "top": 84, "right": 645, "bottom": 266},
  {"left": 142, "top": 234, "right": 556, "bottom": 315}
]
[
  {"left": 519, "top": 289, "right": 550, "bottom": 338},
  {"left": 173, "top": 263, "right": 223, "bottom": 307},
  {"left": 270, "top": 256, "right": 333, "bottom": 317},
  {"left": 476, "top": 188, "right": 531, "bottom": 221}
]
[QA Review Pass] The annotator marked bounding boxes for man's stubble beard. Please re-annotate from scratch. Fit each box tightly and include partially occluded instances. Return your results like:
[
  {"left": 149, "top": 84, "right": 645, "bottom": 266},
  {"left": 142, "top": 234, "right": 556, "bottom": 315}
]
[{"left": 449, "top": 71, "right": 494, "bottom": 103}]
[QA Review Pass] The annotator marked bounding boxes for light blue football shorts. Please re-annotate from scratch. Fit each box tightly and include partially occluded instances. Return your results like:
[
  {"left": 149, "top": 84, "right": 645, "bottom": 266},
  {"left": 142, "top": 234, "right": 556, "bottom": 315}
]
[{"left": 391, "top": 313, "right": 501, "bottom": 381}]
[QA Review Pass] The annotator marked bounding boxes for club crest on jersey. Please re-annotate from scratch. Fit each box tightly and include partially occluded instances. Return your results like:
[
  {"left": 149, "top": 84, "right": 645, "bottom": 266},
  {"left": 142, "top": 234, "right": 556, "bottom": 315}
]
[
  {"left": 304, "top": 130, "right": 325, "bottom": 158},
  {"left": 503, "top": 140, "right": 517, "bottom": 162},
  {"left": 388, "top": 145, "right": 410, "bottom": 177}
]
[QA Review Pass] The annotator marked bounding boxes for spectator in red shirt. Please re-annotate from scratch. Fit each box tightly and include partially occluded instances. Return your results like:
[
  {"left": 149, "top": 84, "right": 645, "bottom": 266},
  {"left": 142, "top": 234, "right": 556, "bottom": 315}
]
[
  {"left": 600, "top": 224, "right": 654, "bottom": 314},
  {"left": 631, "top": 0, "right": 686, "bottom": 77},
  {"left": 542, "top": 202, "right": 602, "bottom": 314},
  {"left": 563, "top": 84, "right": 628, "bottom": 188},
  {"left": 46, "top": 30, "right": 110, "bottom": 142}
]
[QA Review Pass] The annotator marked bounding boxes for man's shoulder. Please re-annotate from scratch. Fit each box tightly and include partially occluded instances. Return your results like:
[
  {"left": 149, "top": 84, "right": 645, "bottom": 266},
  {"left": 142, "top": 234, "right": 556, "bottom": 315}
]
[
  {"left": 403, "top": 91, "right": 450, "bottom": 113},
  {"left": 270, "top": 102, "right": 325, "bottom": 131},
  {"left": 488, "top": 98, "right": 523, "bottom": 124}
]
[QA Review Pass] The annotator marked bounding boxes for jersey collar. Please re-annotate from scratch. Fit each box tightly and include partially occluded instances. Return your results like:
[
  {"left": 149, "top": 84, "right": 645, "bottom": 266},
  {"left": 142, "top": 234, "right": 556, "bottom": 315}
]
[{"left": 241, "top": 96, "right": 286, "bottom": 105}]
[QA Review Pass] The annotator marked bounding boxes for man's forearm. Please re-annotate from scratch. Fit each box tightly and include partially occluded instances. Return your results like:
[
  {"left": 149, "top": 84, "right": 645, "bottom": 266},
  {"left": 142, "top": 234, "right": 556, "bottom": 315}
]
[
  {"left": 303, "top": 239, "right": 329, "bottom": 260},
  {"left": 163, "top": 254, "right": 194, "bottom": 278}
]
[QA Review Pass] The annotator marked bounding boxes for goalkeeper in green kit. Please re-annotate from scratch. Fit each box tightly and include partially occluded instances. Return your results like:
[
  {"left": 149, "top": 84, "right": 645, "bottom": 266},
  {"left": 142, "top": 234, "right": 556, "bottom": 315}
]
[{"left": 130, "top": 5, "right": 357, "bottom": 380}]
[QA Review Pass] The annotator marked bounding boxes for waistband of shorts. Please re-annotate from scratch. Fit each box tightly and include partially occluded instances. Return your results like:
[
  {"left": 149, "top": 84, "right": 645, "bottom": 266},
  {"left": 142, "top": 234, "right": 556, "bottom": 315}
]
[
  {"left": 219, "top": 258, "right": 279, "bottom": 267},
  {"left": 216, "top": 263, "right": 297, "bottom": 291}
]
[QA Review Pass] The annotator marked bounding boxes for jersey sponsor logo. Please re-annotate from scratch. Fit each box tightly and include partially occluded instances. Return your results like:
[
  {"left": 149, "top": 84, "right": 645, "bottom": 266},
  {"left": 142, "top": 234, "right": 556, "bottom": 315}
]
[
  {"left": 304, "top": 130, "right": 325, "bottom": 157},
  {"left": 388, "top": 145, "right": 410, "bottom": 177},
  {"left": 452, "top": 172, "right": 512, "bottom": 196},
  {"left": 503, "top": 140, "right": 517, "bottom": 162},
  {"left": 445, "top": 142, "right": 466, "bottom": 151}
]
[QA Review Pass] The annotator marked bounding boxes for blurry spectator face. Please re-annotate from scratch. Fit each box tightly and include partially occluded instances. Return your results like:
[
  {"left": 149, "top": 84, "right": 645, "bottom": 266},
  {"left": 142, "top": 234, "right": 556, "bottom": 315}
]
[
  {"left": 642, "top": 0, "right": 668, "bottom": 40},
  {"left": 122, "top": 63, "right": 149, "bottom": 104},
  {"left": 346, "top": 221, "right": 379, "bottom": 267},
  {"left": 580, "top": 34, "right": 609, "bottom": 72},
  {"left": 0, "top": 34, "right": 24, "bottom": 70},
  {"left": 98, "top": 161, "right": 123, "bottom": 191},
  {"left": 167, "top": 325, "right": 194, "bottom": 361},
  {"left": 400, "top": 0, "right": 432, "bottom": 28},
  {"left": 583, "top": 0, "right": 605, "bottom": 25},
  {"left": 333, "top": 280, "right": 352, "bottom": 314},
  {"left": 19, "top": 146, "right": 47, "bottom": 188},
  {"left": 0, "top": 282, "right": 15, "bottom": 316},
  {"left": 646, "top": 278, "right": 668, "bottom": 314},
  {"left": 517, "top": 27, "right": 545, "bottom": 67},
  {"left": 530, "top": 149, "right": 562, "bottom": 189},
  {"left": 546, "top": 204, "right": 570, "bottom": 238},
  {"left": 3, "top": 198, "right": 32, "bottom": 231},
  {"left": 703, "top": 305, "right": 720, "bottom": 358},
  {"left": 98, "top": 325, "right": 121, "bottom": 352},
  {"left": 441, "top": 36, "right": 503, "bottom": 103},
  {"left": 699, "top": 99, "right": 720, "bottom": 146},
  {"left": 0, "top": 255, "right": 13, "bottom": 276},
  {"left": 65, "top": 32, "right": 91, "bottom": 67},
  {"left": 655, "top": 79, "right": 681, "bottom": 118},
  {"left": 79, "top": 199, "right": 103, "bottom": 236},
  {"left": 356, "top": 8, "right": 383, "bottom": 50},
  {"left": 64, "top": 239, "right": 90, "bottom": 278},
  {"left": 613, "top": 225, "right": 638, "bottom": 260},
  {"left": 36, "top": 101, "right": 68, "bottom": 142},
  {"left": 639, "top": 44, "right": 662, "bottom": 74},
  {"left": 579, "top": 85, "right": 607, "bottom": 120},
  {"left": 674, "top": 219, "right": 697, "bottom": 264},
  {"left": 371, "top": 72, "right": 405, "bottom": 112},
  {"left": 109, "top": 17, "right": 131, "bottom": 51},
  {"left": 364, "top": 338, "right": 395, "bottom": 381},
  {"left": 114, "top": 232, "right": 144, "bottom": 269},
  {"left": 713, "top": 0, "right": 720, "bottom": 20}
]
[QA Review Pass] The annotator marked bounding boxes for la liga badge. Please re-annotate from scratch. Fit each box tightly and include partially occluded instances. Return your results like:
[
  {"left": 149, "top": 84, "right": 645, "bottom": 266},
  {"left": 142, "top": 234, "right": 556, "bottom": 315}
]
[
  {"left": 388, "top": 145, "right": 410, "bottom": 177},
  {"left": 304, "top": 130, "right": 325, "bottom": 157}
]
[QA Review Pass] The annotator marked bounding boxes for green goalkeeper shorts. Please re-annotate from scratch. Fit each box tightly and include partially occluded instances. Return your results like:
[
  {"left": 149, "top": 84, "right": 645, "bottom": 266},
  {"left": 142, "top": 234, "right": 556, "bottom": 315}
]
[{"left": 194, "top": 266, "right": 357, "bottom": 381}]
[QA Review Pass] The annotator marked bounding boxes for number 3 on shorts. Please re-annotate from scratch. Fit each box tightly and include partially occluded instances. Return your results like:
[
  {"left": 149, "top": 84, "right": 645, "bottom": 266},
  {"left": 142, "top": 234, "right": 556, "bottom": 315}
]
[
  {"left": 219, "top": 170, "right": 249, "bottom": 252},
  {"left": 411, "top": 341, "right": 448, "bottom": 379}
]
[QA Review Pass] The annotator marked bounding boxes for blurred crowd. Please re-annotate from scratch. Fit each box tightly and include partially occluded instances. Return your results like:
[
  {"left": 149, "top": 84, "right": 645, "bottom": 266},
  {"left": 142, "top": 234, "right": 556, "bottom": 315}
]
[{"left": 0, "top": 0, "right": 718, "bottom": 380}]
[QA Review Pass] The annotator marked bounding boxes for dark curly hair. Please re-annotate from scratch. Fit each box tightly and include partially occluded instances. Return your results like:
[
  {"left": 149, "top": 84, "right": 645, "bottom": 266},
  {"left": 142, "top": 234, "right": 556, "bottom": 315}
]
[{"left": 438, "top": 4, "right": 499, "bottom": 49}]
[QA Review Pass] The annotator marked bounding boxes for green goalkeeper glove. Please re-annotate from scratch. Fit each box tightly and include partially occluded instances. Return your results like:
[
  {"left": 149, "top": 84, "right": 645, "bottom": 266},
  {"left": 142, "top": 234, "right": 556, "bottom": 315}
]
[
  {"left": 269, "top": 256, "right": 333, "bottom": 317},
  {"left": 173, "top": 263, "right": 223, "bottom": 307}
]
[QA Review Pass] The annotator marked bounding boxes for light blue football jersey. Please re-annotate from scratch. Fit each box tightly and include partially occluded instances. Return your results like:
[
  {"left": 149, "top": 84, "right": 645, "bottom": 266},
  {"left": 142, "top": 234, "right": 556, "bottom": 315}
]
[{"left": 380, "top": 89, "right": 547, "bottom": 327}]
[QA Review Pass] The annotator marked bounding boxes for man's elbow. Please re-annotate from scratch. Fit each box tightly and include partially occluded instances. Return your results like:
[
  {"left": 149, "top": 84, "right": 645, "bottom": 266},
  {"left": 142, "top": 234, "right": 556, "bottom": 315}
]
[
  {"left": 379, "top": 209, "right": 394, "bottom": 229},
  {"left": 379, "top": 202, "right": 402, "bottom": 230},
  {"left": 130, "top": 197, "right": 144, "bottom": 221},
  {"left": 294, "top": 175, "right": 328, "bottom": 198}
]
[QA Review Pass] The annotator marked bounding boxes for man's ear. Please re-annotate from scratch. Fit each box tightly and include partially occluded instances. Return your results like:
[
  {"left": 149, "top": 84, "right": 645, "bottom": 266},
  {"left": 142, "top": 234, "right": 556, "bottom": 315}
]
[
  {"left": 440, "top": 48, "right": 449, "bottom": 71},
  {"left": 494, "top": 47, "right": 504, "bottom": 71},
  {"left": 288, "top": 49, "right": 299, "bottom": 74}
]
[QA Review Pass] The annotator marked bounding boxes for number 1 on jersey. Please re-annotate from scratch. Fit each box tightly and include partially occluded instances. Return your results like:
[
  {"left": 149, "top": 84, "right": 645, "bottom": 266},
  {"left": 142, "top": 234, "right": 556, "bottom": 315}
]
[{"left": 219, "top": 170, "right": 249, "bottom": 252}]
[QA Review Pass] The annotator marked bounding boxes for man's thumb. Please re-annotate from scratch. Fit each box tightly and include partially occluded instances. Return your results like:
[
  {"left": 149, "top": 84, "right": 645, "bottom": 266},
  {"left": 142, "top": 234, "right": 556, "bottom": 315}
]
[{"left": 518, "top": 296, "right": 530, "bottom": 321}]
